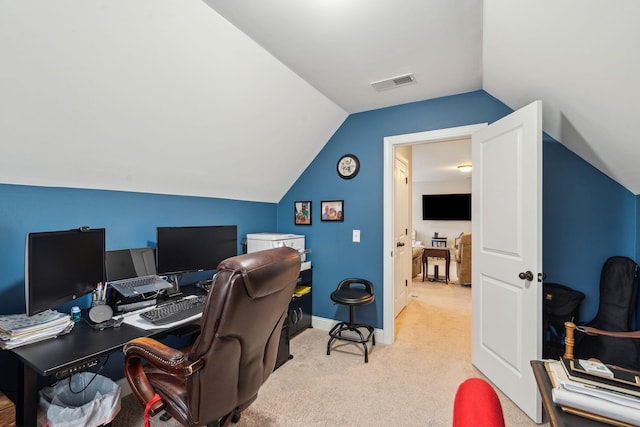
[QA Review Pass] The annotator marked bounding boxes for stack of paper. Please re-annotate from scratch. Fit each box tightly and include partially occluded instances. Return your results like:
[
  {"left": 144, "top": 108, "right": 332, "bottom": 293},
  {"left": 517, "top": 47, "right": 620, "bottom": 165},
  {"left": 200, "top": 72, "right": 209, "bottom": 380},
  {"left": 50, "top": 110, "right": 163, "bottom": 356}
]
[
  {"left": 0, "top": 310, "right": 74, "bottom": 349},
  {"left": 546, "top": 359, "right": 640, "bottom": 426}
]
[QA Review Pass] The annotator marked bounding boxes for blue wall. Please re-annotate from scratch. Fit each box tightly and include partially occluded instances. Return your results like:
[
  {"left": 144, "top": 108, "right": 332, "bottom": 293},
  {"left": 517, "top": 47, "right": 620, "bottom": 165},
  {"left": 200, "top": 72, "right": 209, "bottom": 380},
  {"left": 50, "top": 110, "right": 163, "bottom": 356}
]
[
  {"left": 277, "top": 90, "right": 639, "bottom": 330},
  {"left": 543, "top": 140, "right": 638, "bottom": 322},
  {"left": 277, "top": 90, "right": 514, "bottom": 328},
  {"left": 0, "top": 90, "right": 636, "bottom": 398},
  {"left": 0, "top": 184, "right": 277, "bottom": 314},
  {"left": 0, "top": 90, "right": 637, "bottom": 346}
]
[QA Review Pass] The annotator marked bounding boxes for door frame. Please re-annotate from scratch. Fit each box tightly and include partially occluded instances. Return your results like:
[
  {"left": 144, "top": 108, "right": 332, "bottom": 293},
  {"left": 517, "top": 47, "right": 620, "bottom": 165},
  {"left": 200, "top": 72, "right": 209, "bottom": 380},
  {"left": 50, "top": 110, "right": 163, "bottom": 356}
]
[
  {"left": 382, "top": 123, "right": 487, "bottom": 344},
  {"left": 393, "top": 152, "right": 411, "bottom": 317}
]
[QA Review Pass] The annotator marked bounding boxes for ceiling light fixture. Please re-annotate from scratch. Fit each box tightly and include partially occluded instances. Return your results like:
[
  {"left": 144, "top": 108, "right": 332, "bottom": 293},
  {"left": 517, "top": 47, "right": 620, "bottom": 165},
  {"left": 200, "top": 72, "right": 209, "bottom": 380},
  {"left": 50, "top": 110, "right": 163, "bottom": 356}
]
[{"left": 457, "top": 164, "right": 472, "bottom": 173}]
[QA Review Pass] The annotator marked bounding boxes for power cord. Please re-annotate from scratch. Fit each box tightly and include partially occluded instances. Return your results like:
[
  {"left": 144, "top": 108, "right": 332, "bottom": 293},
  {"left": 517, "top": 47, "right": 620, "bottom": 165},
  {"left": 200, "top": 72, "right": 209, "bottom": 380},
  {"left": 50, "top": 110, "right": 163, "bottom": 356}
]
[{"left": 68, "top": 354, "right": 109, "bottom": 394}]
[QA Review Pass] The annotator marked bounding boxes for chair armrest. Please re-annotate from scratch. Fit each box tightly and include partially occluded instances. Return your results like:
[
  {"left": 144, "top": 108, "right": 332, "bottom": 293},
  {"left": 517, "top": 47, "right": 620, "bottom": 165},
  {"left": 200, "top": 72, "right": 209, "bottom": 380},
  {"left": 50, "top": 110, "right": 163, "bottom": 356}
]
[
  {"left": 577, "top": 325, "right": 640, "bottom": 339},
  {"left": 123, "top": 337, "right": 201, "bottom": 415},
  {"left": 564, "top": 321, "right": 640, "bottom": 360},
  {"left": 124, "top": 337, "right": 190, "bottom": 372}
]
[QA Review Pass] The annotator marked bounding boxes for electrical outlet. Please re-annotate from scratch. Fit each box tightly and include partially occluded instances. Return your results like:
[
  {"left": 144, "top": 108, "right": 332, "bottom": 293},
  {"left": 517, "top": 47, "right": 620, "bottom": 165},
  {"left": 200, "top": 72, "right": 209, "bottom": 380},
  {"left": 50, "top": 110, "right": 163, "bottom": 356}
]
[{"left": 353, "top": 229, "right": 360, "bottom": 242}]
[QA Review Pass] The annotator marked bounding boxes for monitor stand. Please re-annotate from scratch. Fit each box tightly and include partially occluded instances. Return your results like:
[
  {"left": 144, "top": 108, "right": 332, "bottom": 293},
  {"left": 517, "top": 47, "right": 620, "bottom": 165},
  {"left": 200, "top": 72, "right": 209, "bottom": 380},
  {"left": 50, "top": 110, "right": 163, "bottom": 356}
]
[{"left": 165, "top": 275, "right": 183, "bottom": 298}]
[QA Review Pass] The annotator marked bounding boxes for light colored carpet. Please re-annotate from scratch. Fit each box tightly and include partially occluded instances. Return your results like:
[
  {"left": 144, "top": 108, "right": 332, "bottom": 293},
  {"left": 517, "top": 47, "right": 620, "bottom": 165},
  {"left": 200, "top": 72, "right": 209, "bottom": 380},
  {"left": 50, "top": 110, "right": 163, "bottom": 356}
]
[{"left": 112, "top": 279, "right": 546, "bottom": 426}]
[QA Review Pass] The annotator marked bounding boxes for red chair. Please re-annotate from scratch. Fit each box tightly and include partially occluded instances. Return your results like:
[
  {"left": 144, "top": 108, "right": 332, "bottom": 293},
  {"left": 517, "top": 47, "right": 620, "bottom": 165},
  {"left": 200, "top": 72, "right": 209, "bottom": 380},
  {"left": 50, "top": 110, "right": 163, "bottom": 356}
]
[{"left": 453, "top": 378, "right": 505, "bottom": 427}]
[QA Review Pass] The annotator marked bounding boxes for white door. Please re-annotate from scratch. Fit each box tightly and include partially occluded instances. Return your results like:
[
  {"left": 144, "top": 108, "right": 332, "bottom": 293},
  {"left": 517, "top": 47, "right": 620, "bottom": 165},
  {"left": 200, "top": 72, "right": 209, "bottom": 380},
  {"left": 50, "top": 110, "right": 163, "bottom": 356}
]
[
  {"left": 471, "top": 101, "right": 543, "bottom": 422},
  {"left": 394, "top": 155, "right": 410, "bottom": 317}
]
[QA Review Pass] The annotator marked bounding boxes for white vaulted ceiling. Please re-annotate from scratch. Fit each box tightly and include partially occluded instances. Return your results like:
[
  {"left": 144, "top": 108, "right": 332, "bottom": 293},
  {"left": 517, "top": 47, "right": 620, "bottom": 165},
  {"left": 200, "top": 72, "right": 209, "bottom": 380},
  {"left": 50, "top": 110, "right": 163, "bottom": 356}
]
[
  {"left": 204, "top": 0, "right": 640, "bottom": 193},
  {"left": 1, "top": 1, "right": 639, "bottom": 200}
]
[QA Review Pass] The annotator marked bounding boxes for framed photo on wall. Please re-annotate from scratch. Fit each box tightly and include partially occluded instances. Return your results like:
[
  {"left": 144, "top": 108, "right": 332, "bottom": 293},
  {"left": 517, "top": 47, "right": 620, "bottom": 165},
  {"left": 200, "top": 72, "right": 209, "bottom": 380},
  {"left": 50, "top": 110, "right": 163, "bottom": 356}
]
[
  {"left": 321, "top": 200, "right": 344, "bottom": 222},
  {"left": 294, "top": 201, "right": 312, "bottom": 225}
]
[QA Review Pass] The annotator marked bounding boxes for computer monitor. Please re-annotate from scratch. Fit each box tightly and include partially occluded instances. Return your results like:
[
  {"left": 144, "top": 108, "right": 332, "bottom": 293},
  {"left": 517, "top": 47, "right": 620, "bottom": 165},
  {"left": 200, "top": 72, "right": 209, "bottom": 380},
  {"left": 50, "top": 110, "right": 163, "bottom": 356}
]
[
  {"left": 105, "top": 248, "right": 156, "bottom": 281},
  {"left": 25, "top": 227, "right": 106, "bottom": 316},
  {"left": 156, "top": 225, "right": 237, "bottom": 275}
]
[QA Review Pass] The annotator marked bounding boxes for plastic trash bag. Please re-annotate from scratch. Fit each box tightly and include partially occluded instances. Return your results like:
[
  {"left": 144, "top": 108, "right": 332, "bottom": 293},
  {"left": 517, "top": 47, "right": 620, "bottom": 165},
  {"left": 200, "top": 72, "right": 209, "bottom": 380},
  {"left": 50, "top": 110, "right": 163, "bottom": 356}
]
[{"left": 38, "top": 372, "right": 121, "bottom": 427}]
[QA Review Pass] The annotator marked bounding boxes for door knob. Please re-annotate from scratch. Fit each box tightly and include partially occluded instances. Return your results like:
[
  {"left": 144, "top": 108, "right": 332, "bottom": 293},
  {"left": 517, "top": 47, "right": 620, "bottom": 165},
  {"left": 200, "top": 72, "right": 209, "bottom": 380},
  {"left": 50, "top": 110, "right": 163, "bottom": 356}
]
[
  {"left": 397, "top": 242, "right": 405, "bottom": 247},
  {"left": 519, "top": 271, "right": 534, "bottom": 281}
]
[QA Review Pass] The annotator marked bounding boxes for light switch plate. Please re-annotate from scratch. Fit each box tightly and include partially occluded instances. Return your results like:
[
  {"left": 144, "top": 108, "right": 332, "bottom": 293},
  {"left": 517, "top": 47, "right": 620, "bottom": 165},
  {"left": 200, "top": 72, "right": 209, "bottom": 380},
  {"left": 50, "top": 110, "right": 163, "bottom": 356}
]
[{"left": 353, "top": 229, "right": 360, "bottom": 242}]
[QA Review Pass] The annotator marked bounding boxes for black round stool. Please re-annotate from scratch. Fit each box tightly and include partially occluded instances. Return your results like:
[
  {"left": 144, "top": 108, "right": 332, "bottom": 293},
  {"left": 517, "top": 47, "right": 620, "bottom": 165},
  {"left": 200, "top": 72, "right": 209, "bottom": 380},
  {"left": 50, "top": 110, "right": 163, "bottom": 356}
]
[{"left": 327, "top": 278, "right": 375, "bottom": 363}]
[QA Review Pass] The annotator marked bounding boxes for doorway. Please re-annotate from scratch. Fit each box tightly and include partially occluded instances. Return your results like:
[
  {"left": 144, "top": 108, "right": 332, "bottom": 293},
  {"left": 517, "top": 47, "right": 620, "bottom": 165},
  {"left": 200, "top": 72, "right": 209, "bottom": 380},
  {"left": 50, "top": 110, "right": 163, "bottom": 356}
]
[
  {"left": 382, "top": 124, "right": 486, "bottom": 345},
  {"left": 384, "top": 103, "right": 543, "bottom": 422},
  {"left": 411, "top": 137, "right": 472, "bottom": 285}
]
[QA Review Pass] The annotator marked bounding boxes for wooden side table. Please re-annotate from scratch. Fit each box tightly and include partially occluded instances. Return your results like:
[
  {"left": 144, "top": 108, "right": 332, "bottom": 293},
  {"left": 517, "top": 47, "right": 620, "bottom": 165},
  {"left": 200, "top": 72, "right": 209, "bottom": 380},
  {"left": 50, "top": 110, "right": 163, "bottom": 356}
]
[{"left": 422, "top": 247, "right": 451, "bottom": 283}]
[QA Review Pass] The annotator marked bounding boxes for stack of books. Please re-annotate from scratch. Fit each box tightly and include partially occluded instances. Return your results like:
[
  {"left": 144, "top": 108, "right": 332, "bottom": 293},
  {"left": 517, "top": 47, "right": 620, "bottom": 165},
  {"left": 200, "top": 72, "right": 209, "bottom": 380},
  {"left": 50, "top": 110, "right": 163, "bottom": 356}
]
[
  {"left": 0, "top": 310, "right": 74, "bottom": 350},
  {"left": 545, "top": 357, "right": 640, "bottom": 426}
]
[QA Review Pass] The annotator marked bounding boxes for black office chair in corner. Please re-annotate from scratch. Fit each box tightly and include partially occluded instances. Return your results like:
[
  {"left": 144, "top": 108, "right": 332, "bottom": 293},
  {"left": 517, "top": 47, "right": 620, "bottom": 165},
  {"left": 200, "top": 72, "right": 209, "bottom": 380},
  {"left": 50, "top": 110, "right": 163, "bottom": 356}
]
[{"left": 327, "top": 278, "right": 375, "bottom": 363}]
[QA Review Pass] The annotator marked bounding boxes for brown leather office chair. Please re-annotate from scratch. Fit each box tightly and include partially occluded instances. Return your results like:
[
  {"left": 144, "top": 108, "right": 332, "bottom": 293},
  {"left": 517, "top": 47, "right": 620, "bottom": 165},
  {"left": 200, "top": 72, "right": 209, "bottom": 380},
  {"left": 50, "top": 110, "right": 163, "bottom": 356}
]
[{"left": 123, "top": 247, "right": 301, "bottom": 427}]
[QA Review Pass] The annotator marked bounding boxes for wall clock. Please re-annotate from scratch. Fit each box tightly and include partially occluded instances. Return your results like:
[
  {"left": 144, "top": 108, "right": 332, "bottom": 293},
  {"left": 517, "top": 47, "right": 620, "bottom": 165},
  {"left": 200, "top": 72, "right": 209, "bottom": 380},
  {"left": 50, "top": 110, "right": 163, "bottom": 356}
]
[{"left": 337, "top": 154, "right": 360, "bottom": 179}]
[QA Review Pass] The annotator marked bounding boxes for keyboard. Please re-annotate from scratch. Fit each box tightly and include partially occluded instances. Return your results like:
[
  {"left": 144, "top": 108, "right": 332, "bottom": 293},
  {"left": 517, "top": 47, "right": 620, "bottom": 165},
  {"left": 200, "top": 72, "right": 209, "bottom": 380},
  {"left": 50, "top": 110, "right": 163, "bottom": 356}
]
[
  {"left": 140, "top": 296, "right": 207, "bottom": 325},
  {"left": 122, "top": 276, "right": 155, "bottom": 289}
]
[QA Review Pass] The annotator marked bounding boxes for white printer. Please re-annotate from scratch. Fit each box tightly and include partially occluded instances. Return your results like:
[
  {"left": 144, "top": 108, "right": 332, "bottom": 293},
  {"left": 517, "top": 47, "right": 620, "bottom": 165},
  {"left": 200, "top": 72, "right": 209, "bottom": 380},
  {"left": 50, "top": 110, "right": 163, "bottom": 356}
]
[{"left": 246, "top": 233, "right": 310, "bottom": 270}]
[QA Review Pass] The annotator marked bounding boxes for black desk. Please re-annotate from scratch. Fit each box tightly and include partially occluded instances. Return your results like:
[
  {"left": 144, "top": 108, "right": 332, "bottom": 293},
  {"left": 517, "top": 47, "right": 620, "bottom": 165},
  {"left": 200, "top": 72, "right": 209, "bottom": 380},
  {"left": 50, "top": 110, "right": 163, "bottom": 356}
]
[
  {"left": 9, "top": 309, "right": 201, "bottom": 426},
  {"left": 530, "top": 360, "right": 608, "bottom": 427}
]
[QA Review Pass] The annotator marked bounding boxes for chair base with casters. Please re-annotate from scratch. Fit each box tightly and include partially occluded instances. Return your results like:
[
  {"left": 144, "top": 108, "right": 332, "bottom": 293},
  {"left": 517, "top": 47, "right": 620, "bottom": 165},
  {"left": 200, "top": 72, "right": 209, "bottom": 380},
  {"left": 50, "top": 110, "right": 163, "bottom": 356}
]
[{"left": 326, "top": 278, "right": 375, "bottom": 363}]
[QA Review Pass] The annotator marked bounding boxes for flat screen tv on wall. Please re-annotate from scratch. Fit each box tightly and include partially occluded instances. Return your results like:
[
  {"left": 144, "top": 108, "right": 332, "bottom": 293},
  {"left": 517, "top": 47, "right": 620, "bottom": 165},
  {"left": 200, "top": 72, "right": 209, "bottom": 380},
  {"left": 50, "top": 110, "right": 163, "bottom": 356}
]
[{"left": 422, "top": 193, "right": 471, "bottom": 221}]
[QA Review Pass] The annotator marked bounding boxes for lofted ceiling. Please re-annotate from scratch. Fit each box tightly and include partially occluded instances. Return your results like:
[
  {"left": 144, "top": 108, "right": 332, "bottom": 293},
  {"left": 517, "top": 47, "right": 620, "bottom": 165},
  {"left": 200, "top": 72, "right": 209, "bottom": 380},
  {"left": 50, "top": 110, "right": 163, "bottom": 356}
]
[
  {"left": 204, "top": 0, "right": 640, "bottom": 194},
  {"left": 1, "top": 1, "right": 638, "bottom": 201}
]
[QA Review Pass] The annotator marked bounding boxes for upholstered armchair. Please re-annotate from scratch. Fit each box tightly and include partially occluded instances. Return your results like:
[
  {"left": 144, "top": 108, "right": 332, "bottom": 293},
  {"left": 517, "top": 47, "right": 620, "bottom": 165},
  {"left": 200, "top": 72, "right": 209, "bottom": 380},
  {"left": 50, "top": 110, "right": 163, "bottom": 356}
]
[
  {"left": 454, "top": 233, "right": 472, "bottom": 285},
  {"left": 412, "top": 246, "right": 423, "bottom": 277}
]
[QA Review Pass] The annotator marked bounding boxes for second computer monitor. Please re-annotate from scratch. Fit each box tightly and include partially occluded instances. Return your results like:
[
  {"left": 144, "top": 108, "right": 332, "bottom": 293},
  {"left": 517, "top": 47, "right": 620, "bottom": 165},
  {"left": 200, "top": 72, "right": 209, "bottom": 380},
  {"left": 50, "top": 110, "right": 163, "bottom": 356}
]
[{"left": 156, "top": 225, "right": 237, "bottom": 275}]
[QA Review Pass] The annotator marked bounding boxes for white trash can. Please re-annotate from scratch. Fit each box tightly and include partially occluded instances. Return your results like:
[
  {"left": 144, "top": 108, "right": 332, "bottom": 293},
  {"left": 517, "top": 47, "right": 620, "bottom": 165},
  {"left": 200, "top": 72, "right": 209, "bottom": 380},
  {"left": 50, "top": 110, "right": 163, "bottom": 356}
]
[{"left": 38, "top": 373, "right": 121, "bottom": 427}]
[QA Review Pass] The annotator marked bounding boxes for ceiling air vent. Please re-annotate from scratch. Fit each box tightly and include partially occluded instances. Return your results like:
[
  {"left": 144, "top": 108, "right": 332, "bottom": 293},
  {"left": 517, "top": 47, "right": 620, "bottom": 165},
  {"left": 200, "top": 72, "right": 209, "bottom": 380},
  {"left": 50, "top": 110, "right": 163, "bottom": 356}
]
[{"left": 370, "top": 73, "right": 416, "bottom": 91}]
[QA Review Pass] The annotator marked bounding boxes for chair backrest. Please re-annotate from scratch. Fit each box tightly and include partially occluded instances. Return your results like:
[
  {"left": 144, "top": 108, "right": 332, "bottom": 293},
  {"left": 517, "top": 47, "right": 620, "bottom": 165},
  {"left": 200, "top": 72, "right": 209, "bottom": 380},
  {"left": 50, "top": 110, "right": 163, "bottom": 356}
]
[
  {"left": 185, "top": 247, "right": 301, "bottom": 423},
  {"left": 453, "top": 378, "right": 505, "bottom": 427}
]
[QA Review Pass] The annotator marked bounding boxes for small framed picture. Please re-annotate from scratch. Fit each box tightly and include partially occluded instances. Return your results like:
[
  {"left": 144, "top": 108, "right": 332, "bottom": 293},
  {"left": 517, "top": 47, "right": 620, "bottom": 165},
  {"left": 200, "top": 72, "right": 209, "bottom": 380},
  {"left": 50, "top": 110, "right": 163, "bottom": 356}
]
[
  {"left": 294, "top": 201, "right": 312, "bottom": 225},
  {"left": 321, "top": 200, "right": 344, "bottom": 222}
]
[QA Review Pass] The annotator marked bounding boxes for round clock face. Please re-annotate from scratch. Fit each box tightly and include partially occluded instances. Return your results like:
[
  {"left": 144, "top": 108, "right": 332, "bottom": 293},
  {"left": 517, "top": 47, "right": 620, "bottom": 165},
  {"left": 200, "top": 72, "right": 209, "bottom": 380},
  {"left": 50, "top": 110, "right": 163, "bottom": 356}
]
[{"left": 337, "top": 154, "right": 360, "bottom": 179}]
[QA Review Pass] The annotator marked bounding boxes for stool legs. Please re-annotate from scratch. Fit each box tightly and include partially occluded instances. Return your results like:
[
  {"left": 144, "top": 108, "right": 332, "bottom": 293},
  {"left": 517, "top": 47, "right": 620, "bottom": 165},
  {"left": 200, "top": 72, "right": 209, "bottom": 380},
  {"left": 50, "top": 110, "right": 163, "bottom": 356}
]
[{"left": 327, "top": 305, "right": 375, "bottom": 363}]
